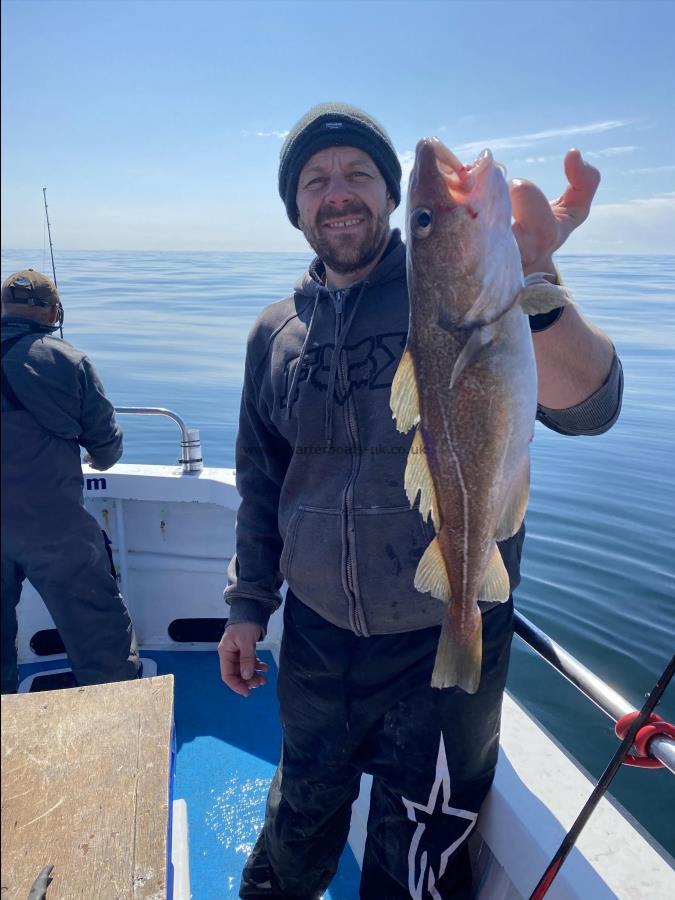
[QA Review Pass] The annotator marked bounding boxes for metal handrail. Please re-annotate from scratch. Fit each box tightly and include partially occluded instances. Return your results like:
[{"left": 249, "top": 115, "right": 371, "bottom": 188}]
[
  {"left": 114, "top": 406, "right": 203, "bottom": 473},
  {"left": 514, "top": 610, "right": 675, "bottom": 775}
]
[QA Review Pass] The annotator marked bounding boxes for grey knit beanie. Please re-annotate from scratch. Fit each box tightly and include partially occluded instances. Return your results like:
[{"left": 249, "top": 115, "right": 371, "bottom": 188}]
[{"left": 279, "top": 102, "right": 402, "bottom": 228}]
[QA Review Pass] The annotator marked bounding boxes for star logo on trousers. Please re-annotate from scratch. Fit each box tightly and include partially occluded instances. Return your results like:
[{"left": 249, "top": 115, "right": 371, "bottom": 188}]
[{"left": 401, "top": 734, "right": 478, "bottom": 900}]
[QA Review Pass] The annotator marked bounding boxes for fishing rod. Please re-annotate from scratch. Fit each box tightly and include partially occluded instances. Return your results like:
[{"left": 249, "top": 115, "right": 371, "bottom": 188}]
[
  {"left": 42, "top": 188, "right": 57, "bottom": 288},
  {"left": 528, "top": 653, "right": 675, "bottom": 899},
  {"left": 42, "top": 188, "right": 63, "bottom": 338}
]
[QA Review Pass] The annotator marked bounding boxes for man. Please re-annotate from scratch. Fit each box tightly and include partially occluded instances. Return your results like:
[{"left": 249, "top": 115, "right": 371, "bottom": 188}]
[
  {"left": 1, "top": 269, "right": 140, "bottom": 693},
  {"left": 219, "top": 104, "right": 623, "bottom": 899}
]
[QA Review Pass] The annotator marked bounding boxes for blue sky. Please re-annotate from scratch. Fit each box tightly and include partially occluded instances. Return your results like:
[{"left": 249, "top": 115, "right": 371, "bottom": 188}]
[{"left": 2, "top": 0, "right": 674, "bottom": 253}]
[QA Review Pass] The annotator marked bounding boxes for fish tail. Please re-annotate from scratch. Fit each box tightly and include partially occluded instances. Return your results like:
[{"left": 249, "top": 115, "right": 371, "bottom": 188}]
[{"left": 431, "top": 610, "right": 482, "bottom": 694}]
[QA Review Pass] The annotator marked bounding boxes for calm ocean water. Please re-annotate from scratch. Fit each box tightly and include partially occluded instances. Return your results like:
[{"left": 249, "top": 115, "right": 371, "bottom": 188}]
[{"left": 2, "top": 249, "right": 674, "bottom": 857}]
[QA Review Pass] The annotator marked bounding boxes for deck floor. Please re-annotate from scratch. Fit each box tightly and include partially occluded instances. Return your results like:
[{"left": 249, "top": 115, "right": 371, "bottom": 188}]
[{"left": 19, "top": 651, "right": 361, "bottom": 900}]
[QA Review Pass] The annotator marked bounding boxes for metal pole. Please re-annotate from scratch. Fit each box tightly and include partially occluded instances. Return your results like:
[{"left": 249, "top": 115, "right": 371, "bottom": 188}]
[{"left": 514, "top": 610, "right": 675, "bottom": 774}]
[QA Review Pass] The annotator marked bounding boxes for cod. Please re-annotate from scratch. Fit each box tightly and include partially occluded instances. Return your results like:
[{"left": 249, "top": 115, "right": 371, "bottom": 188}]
[{"left": 391, "top": 138, "right": 569, "bottom": 693}]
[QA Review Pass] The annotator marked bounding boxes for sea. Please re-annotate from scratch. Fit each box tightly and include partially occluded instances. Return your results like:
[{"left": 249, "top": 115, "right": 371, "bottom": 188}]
[{"left": 2, "top": 249, "right": 674, "bottom": 859}]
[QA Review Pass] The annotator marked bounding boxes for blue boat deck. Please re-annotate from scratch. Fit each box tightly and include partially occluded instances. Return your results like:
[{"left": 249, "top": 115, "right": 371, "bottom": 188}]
[{"left": 19, "top": 650, "right": 362, "bottom": 899}]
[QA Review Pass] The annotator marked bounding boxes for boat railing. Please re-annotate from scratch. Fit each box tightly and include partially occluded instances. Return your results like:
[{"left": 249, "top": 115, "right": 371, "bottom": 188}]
[
  {"left": 514, "top": 610, "right": 675, "bottom": 774},
  {"left": 113, "top": 406, "right": 203, "bottom": 473}
]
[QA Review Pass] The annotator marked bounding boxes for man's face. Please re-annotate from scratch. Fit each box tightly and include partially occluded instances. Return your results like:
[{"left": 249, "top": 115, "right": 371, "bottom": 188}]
[{"left": 296, "top": 146, "right": 394, "bottom": 277}]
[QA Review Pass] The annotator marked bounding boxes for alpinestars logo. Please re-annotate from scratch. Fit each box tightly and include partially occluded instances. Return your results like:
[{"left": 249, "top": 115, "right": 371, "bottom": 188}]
[{"left": 401, "top": 734, "right": 478, "bottom": 900}]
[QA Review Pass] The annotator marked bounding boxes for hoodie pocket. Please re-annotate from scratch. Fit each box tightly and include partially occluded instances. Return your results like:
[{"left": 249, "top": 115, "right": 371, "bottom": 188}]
[
  {"left": 353, "top": 505, "right": 435, "bottom": 617},
  {"left": 280, "top": 506, "right": 345, "bottom": 606}
]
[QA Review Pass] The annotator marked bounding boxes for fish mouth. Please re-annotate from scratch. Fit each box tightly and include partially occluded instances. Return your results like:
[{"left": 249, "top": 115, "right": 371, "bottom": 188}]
[{"left": 413, "top": 138, "right": 494, "bottom": 206}]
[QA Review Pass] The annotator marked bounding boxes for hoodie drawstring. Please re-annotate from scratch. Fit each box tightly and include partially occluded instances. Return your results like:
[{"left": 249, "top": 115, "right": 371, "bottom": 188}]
[
  {"left": 286, "top": 293, "right": 321, "bottom": 420},
  {"left": 324, "top": 281, "right": 369, "bottom": 447}
]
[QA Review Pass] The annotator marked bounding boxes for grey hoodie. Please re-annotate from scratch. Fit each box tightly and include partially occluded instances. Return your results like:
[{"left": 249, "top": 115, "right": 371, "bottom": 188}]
[{"left": 225, "top": 231, "right": 622, "bottom": 635}]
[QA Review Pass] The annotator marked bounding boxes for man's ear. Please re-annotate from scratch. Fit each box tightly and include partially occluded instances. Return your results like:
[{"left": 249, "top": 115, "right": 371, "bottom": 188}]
[{"left": 386, "top": 193, "right": 396, "bottom": 215}]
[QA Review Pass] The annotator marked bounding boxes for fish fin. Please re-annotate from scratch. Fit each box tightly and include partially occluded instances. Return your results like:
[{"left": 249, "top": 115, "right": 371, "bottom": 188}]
[
  {"left": 414, "top": 536, "right": 451, "bottom": 602},
  {"left": 461, "top": 253, "right": 523, "bottom": 327},
  {"left": 450, "top": 324, "right": 496, "bottom": 388},
  {"left": 390, "top": 349, "right": 420, "bottom": 433},
  {"left": 518, "top": 281, "right": 575, "bottom": 316},
  {"left": 494, "top": 458, "right": 530, "bottom": 540},
  {"left": 405, "top": 428, "right": 441, "bottom": 530},
  {"left": 461, "top": 284, "right": 498, "bottom": 329},
  {"left": 478, "top": 544, "right": 511, "bottom": 603},
  {"left": 431, "top": 609, "right": 482, "bottom": 693}
]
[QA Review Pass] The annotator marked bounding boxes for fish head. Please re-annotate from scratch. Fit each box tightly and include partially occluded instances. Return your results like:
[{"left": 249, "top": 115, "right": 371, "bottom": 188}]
[{"left": 407, "top": 138, "right": 521, "bottom": 325}]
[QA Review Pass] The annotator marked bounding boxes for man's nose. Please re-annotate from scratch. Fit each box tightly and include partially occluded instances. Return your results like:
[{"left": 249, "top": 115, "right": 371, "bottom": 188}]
[{"left": 324, "top": 174, "right": 354, "bottom": 205}]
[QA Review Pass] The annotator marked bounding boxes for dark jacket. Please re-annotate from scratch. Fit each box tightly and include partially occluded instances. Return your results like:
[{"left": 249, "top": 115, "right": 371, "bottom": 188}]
[
  {"left": 1, "top": 317, "right": 122, "bottom": 513},
  {"left": 225, "top": 231, "right": 623, "bottom": 635}
]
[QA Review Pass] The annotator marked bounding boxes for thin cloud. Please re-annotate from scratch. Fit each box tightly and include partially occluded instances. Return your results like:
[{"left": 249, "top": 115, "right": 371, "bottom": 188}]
[
  {"left": 398, "top": 121, "right": 632, "bottom": 181},
  {"left": 453, "top": 120, "right": 630, "bottom": 155},
  {"left": 241, "top": 129, "right": 289, "bottom": 139},
  {"left": 512, "top": 154, "right": 563, "bottom": 165},
  {"left": 624, "top": 164, "right": 675, "bottom": 174},
  {"left": 586, "top": 146, "right": 638, "bottom": 159},
  {"left": 593, "top": 193, "right": 675, "bottom": 211},
  {"left": 513, "top": 147, "right": 637, "bottom": 165}
]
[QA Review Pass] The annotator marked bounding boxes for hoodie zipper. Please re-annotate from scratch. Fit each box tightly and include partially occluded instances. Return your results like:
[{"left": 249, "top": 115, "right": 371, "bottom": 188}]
[{"left": 333, "top": 290, "right": 365, "bottom": 633}]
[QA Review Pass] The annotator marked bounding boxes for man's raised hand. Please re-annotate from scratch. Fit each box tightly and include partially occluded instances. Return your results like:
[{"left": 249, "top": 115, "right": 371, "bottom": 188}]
[{"left": 509, "top": 149, "right": 600, "bottom": 273}]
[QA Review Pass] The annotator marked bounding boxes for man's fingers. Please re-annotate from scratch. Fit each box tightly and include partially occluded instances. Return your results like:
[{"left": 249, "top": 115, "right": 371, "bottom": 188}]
[
  {"left": 508, "top": 178, "right": 559, "bottom": 265},
  {"left": 217, "top": 645, "right": 245, "bottom": 691},
  {"left": 217, "top": 650, "right": 264, "bottom": 697},
  {"left": 563, "top": 149, "right": 601, "bottom": 193},
  {"left": 556, "top": 149, "right": 601, "bottom": 215},
  {"left": 509, "top": 178, "right": 554, "bottom": 225},
  {"left": 239, "top": 652, "right": 257, "bottom": 680},
  {"left": 217, "top": 628, "right": 268, "bottom": 697}
]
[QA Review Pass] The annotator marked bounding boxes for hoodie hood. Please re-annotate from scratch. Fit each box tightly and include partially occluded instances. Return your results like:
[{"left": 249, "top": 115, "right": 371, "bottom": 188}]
[{"left": 1, "top": 316, "right": 58, "bottom": 339}]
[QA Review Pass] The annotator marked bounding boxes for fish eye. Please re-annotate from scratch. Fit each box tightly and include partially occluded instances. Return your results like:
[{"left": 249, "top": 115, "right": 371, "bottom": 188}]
[{"left": 412, "top": 208, "right": 433, "bottom": 236}]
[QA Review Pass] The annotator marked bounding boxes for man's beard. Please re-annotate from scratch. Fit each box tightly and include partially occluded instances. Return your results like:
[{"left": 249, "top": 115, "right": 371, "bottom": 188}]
[{"left": 301, "top": 203, "right": 391, "bottom": 276}]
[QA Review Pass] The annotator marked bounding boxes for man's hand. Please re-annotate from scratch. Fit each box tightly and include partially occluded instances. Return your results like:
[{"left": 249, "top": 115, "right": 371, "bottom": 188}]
[
  {"left": 82, "top": 452, "right": 106, "bottom": 471},
  {"left": 510, "top": 149, "right": 600, "bottom": 275},
  {"left": 218, "top": 622, "right": 268, "bottom": 697}
]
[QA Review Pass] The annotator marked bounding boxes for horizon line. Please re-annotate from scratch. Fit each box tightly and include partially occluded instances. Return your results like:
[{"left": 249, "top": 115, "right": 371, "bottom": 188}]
[{"left": 3, "top": 247, "right": 673, "bottom": 258}]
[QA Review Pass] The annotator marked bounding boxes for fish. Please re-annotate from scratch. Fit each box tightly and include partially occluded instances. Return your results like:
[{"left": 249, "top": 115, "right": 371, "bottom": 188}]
[{"left": 391, "top": 138, "right": 570, "bottom": 693}]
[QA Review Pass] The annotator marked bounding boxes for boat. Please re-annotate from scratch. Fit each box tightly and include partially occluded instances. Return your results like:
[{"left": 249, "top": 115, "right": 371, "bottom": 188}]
[{"left": 3, "top": 406, "right": 674, "bottom": 899}]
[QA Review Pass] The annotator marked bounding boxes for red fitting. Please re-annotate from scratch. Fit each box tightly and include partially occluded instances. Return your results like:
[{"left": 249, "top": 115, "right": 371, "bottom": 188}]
[{"left": 615, "top": 712, "right": 675, "bottom": 768}]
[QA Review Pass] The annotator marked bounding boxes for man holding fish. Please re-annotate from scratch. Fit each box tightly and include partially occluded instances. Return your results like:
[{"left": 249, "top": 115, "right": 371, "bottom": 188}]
[{"left": 219, "top": 104, "right": 623, "bottom": 899}]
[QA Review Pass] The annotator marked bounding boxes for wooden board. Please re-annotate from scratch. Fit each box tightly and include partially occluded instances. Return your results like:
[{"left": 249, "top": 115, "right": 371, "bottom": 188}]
[{"left": 1, "top": 675, "right": 174, "bottom": 900}]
